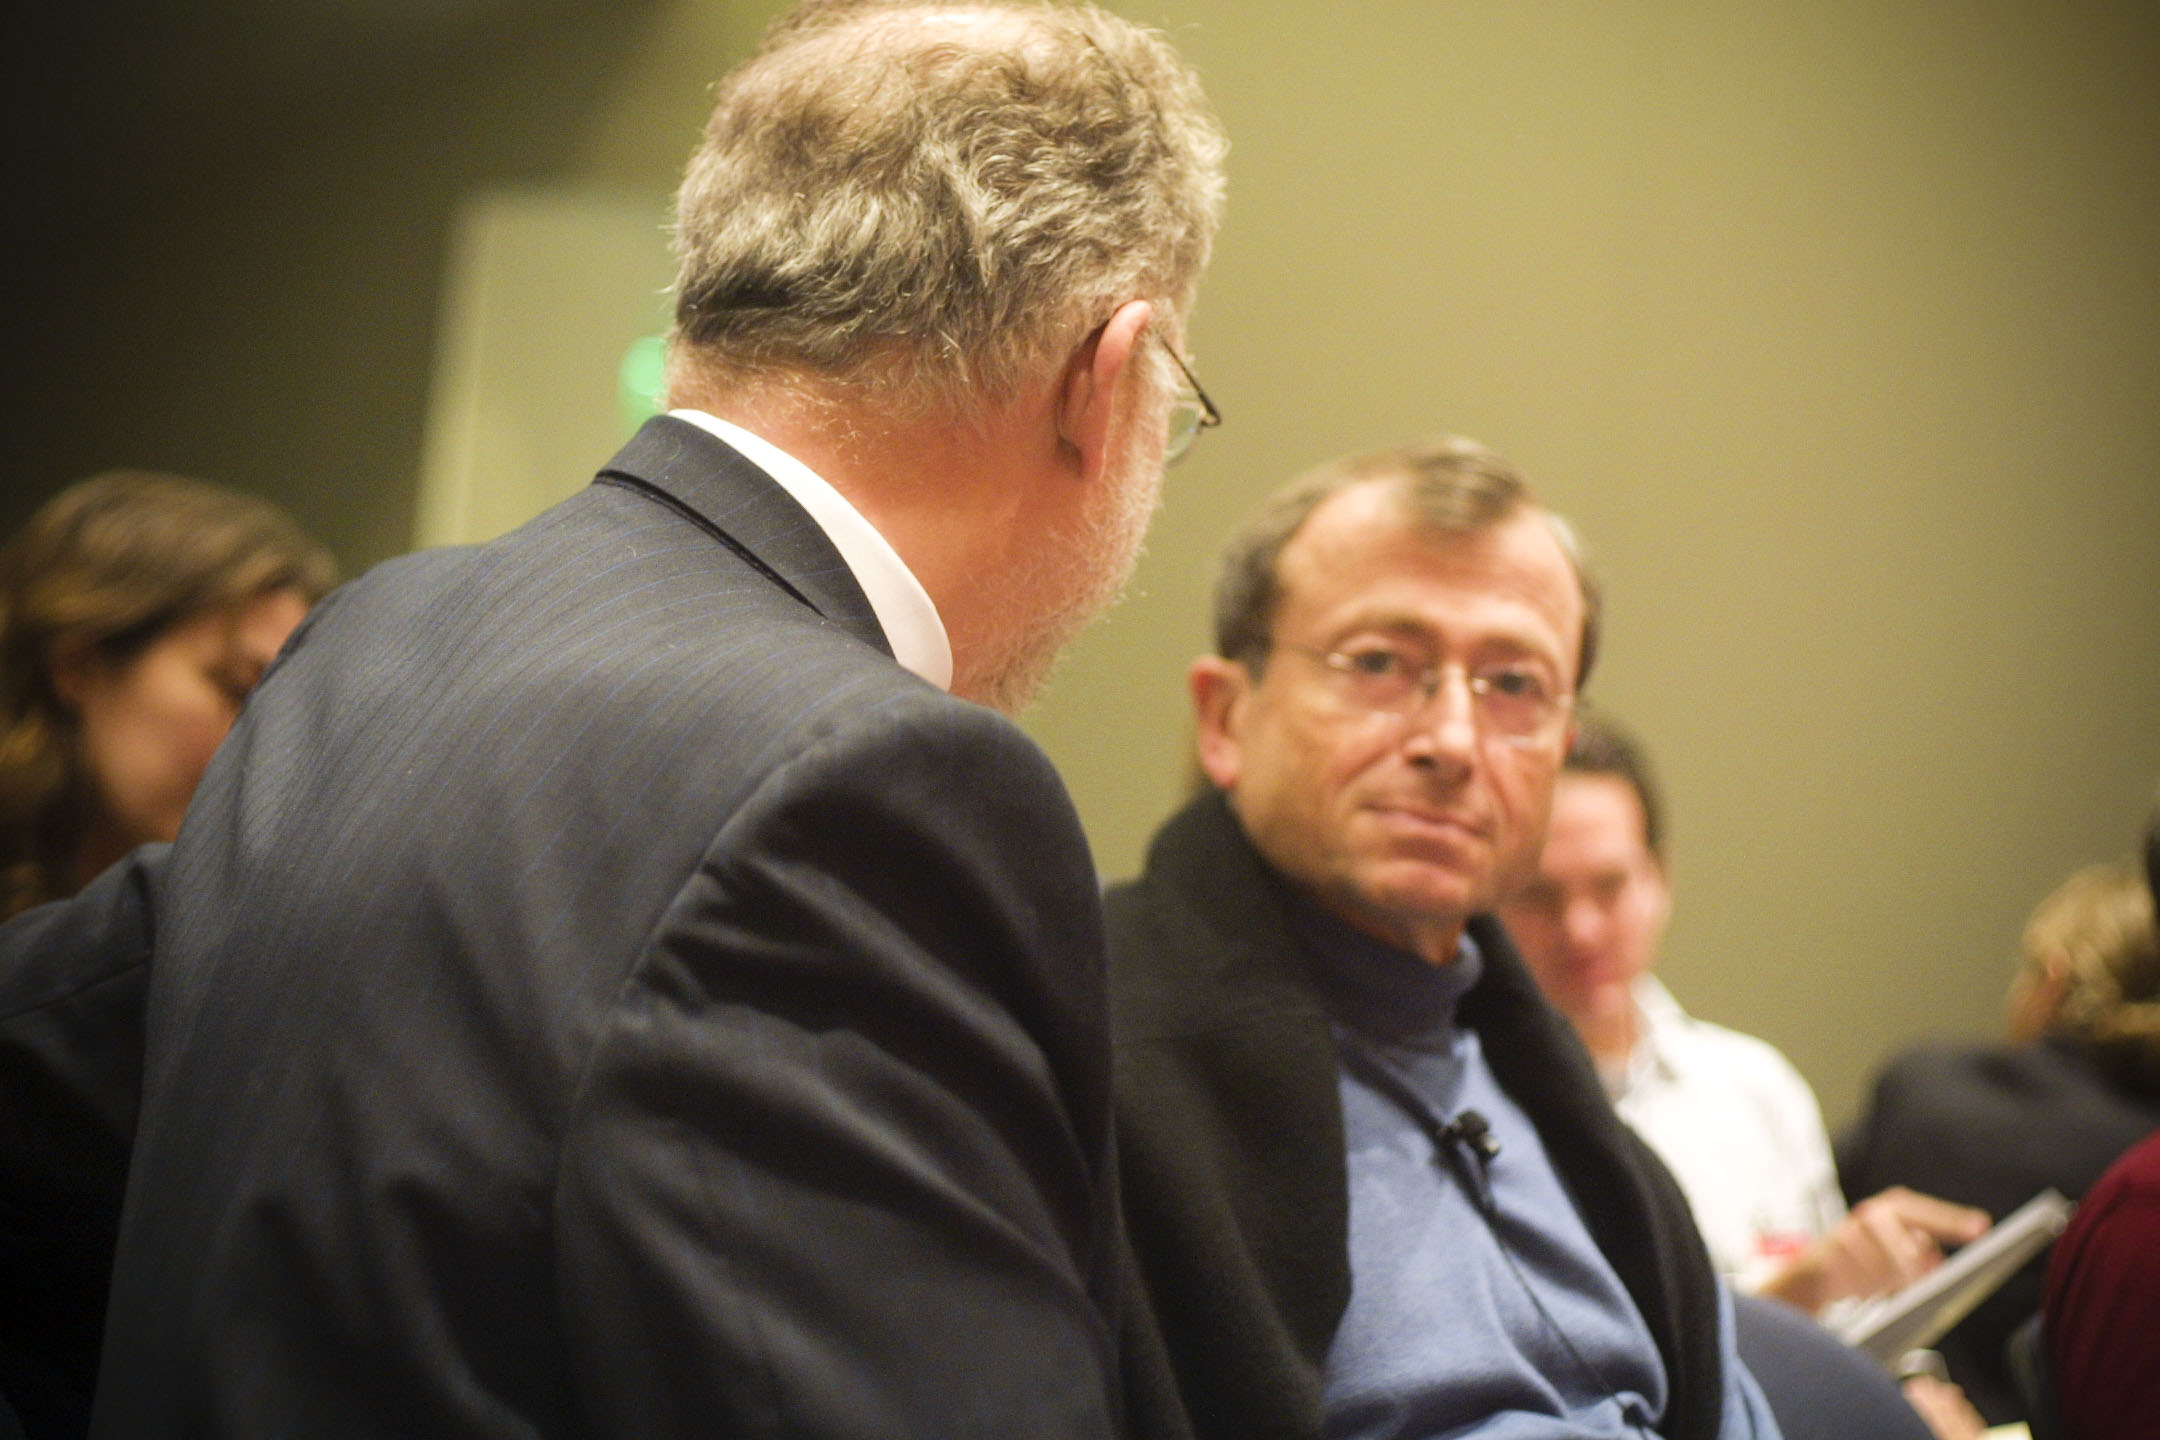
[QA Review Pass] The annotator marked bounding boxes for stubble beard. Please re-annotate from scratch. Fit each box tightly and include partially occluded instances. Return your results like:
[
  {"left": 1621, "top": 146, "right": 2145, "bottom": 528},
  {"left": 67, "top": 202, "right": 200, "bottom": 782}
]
[{"left": 969, "top": 434, "right": 1165, "bottom": 716}]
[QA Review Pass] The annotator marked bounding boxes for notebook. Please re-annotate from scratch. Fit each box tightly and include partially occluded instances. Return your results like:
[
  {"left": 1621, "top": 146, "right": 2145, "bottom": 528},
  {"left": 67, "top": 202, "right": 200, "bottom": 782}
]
[{"left": 1831, "top": 1187, "right": 2075, "bottom": 1367}]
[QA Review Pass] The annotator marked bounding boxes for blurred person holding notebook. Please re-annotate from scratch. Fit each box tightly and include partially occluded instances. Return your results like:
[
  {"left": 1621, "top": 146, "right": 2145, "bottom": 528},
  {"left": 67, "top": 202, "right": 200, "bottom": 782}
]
[
  {"left": 1498, "top": 715, "right": 1987, "bottom": 1319},
  {"left": 1841, "top": 855, "right": 2160, "bottom": 1424}
]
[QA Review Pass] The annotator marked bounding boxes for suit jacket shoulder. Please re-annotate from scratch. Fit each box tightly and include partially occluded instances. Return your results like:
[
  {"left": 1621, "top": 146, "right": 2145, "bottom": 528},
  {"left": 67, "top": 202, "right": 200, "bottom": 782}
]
[
  {"left": 556, "top": 689, "right": 1118, "bottom": 1431},
  {"left": 87, "top": 419, "right": 1121, "bottom": 1437}
]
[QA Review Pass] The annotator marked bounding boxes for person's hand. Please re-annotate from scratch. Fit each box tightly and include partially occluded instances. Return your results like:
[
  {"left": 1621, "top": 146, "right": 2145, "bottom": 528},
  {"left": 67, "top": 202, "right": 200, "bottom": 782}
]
[
  {"left": 1757, "top": 1186, "right": 1990, "bottom": 1314},
  {"left": 1900, "top": 1373, "right": 1988, "bottom": 1440}
]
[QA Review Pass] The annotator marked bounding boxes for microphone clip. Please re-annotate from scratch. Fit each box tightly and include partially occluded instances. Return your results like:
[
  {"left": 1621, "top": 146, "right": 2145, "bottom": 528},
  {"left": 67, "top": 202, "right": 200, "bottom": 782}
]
[{"left": 1443, "top": 1108, "right": 1501, "bottom": 1161}]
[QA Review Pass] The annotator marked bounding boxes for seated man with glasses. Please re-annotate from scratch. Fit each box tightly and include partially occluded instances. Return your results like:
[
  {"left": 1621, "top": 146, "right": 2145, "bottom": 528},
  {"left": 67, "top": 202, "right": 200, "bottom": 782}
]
[{"left": 1110, "top": 436, "right": 1780, "bottom": 1440}]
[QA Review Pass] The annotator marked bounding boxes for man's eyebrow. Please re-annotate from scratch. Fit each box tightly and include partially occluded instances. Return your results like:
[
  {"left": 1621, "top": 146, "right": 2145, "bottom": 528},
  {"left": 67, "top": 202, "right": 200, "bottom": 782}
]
[{"left": 1329, "top": 615, "right": 1565, "bottom": 659}]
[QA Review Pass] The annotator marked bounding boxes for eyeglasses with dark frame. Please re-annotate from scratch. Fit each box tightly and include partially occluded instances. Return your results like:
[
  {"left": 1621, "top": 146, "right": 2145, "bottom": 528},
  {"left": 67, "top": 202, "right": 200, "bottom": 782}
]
[
  {"left": 1273, "top": 640, "right": 1575, "bottom": 748},
  {"left": 1156, "top": 333, "right": 1221, "bottom": 465}
]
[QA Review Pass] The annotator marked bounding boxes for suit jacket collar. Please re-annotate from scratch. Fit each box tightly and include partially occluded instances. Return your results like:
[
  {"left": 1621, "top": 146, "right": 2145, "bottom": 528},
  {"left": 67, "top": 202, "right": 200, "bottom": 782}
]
[{"left": 595, "top": 414, "right": 890, "bottom": 658}]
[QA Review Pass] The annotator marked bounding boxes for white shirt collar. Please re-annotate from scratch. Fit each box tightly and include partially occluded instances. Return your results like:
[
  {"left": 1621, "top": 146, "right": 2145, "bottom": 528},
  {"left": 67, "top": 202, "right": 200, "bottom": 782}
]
[
  {"left": 1606, "top": 976, "right": 1687, "bottom": 1101},
  {"left": 668, "top": 409, "right": 952, "bottom": 691}
]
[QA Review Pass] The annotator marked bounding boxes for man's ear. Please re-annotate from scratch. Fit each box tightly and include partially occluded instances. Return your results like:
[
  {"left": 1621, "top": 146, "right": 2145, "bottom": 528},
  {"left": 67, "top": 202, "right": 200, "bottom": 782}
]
[
  {"left": 1190, "top": 654, "right": 1249, "bottom": 791},
  {"left": 1058, "top": 298, "right": 1154, "bottom": 483},
  {"left": 2008, "top": 947, "right": 2075, "bottom": 1043},
  {"left": 46, "top": 636, "right": 97, "bottom": 714},
  {"left": 1642, "top": 851, "right": 1675, "bottom": 938}
]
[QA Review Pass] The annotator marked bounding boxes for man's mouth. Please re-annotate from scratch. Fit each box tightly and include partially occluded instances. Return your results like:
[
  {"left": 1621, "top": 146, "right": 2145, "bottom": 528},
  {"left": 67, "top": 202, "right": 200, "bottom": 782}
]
[{"left": 1368, "top": 802, "right": 1487, "bottom": 844}]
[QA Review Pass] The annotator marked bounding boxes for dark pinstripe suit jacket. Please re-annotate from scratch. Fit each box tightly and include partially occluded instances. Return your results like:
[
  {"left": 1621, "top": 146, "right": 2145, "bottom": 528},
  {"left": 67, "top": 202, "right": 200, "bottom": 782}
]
[{"left": 10, "top": 417, "right": 1120, "bottom": 1437}]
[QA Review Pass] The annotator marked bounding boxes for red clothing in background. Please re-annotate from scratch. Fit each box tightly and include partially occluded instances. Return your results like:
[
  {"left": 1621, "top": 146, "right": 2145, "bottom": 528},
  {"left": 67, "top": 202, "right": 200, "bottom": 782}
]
[{"left": 2045, "top": 1126, "right": 2160, "bottom": 1440}]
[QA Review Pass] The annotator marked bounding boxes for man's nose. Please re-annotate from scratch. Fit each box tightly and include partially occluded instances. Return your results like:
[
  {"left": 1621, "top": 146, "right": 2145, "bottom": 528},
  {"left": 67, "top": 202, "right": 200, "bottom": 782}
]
[{"left": 1399, "top": 667, "right": 1479, "bottom": 763}]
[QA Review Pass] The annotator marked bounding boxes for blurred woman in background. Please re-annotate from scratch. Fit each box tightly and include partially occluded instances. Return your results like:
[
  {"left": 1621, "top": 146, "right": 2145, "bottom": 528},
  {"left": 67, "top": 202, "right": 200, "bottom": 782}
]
[
  {"left": 1839, "top": 858, "right": 2160, "bottom": 1423},
  {"left": 0, "top": 471, "right": 336, "bottom": 919}
]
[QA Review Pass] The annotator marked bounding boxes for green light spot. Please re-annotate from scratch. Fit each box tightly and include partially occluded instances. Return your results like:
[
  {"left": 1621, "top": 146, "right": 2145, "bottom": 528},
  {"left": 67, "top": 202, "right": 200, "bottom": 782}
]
[{"left": 617, "top": 333, "right": 668, "bottom": 435}]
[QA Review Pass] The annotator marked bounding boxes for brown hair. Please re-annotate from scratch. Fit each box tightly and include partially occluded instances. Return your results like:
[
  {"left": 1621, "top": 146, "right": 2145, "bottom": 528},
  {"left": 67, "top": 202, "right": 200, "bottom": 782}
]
[
  {"left": 0, "top": 471, "right": 337, "bottom": 917},
  {"left": 1563, "top": 712, "right": 1666, "bottom": 860},
  {"left": 1210, "top": 435, "right": 1603, "bottom": 688}
]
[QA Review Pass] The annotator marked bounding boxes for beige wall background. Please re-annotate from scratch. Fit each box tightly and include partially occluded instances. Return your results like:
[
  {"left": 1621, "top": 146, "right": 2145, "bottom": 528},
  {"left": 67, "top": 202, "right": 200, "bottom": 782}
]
[
  {"left": 1030, "top": 2, "right": 2160, "bottom": 1127},
  {"left": 16, "top": 1, "right": 2158, "bottom": 1128}
]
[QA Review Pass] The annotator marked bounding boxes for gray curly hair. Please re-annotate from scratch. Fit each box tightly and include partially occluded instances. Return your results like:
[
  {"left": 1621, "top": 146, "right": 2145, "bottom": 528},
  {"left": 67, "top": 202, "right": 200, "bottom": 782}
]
[{"left": 670, "top": 0, "right": 1228, "bottom": 414}]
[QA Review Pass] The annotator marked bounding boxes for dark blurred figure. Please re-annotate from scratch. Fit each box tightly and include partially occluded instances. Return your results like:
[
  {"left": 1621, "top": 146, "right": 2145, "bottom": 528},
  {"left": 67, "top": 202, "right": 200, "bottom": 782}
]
[
  {"left": 2148, "top": 780, "right": 2160, "bottom": 913},
  {"left": 1839, "top": 859, "right": 2160, "bottom": 1424},
  {"left": 0, "top": 472, "right": 335, "bottom": 919},
  {"left": 2039, "top": 788, "right": 2160, "bottom": 1440},
  {"left": 0, "top": 472, "right": 330, "bottom": 1435}
]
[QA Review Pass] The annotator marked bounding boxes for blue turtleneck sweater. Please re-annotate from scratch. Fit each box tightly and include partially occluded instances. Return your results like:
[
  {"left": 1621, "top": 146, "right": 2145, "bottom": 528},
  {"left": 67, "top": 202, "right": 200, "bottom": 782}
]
[{"left": 1294, "top": 905, "right": 1779, "bottom": 1440}]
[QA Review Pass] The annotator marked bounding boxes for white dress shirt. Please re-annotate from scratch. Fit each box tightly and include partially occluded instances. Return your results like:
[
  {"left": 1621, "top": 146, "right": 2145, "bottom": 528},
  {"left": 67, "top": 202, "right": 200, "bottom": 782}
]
[
  {"left": 670, "top": 409, "right": 953, "bottom": 692},
  {"left": 1608, "top": 977, "right": 1847, "bottom": 1291}
]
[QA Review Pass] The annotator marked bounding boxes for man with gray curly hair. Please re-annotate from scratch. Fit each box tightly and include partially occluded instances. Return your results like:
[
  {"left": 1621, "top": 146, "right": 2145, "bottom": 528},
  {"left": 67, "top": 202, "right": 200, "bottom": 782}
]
[
  {"left": 0, "top": 2, "right": 1226, "bottom": 1436},
  {"left": 668, "top": 0, "right": 1226, "bottom": 711}
]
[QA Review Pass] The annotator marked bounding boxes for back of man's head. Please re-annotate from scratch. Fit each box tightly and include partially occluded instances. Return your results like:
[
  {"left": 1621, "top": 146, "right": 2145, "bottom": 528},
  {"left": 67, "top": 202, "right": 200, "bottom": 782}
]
[
  {"left": 670, "top": 0, "right": 1227, "bottom": 415},
  {"left": 1562, "top": 713, "right": 1666, "bottom": 862},
  {"left": 1209, "top": 435, "right": 1603, "bottom": 687}
]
